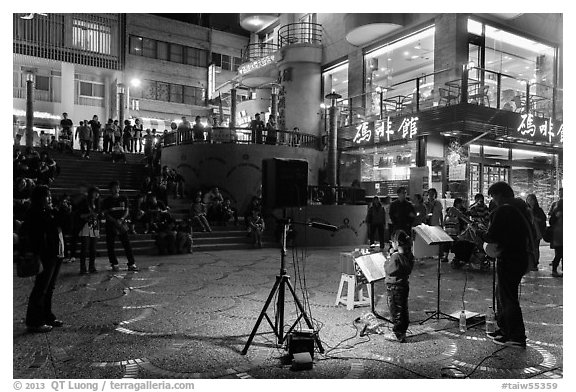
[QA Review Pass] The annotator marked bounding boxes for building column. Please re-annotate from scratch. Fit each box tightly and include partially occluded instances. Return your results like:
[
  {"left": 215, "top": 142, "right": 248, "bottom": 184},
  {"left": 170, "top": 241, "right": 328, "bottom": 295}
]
[
  {"left": 270, "top": 87, "right": 278, "bottom": 119},
  {"left": 326, "top": 92, "right": 342, "bottom": 188},
  {"left": 229, "top": 87, "right": 237, "bottom": 128},
  {"left": 60, "top": 62, "right": 75, "bottom": 118},
  {"left": 25, "top": 73, "right": 34, "bottom": 147},
  {"left": 118, "top": 84, "right": 126, "bottom": 127}
]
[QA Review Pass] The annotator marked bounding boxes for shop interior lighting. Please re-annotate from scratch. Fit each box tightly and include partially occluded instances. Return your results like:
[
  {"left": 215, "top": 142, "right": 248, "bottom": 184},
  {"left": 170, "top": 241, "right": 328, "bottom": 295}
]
[
  {"left": 13, "top": 109, "right": 60, "bottom": 120},
  {"left": 368, "top": 27, "right": 435, "bottom": 58}
]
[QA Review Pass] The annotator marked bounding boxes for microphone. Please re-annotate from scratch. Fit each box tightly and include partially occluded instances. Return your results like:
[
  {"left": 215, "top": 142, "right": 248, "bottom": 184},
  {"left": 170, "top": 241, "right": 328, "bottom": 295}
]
[{"left": 308, "top": 221, "right": 338, "bottom": 232}]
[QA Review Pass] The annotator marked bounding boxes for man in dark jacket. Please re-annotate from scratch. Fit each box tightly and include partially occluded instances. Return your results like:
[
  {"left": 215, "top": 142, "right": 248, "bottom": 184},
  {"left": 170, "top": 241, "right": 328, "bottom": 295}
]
[
  {"left": 389, "top": 187, "right": 415, "bottom": 236},
  {"left": 366, "top": 196, "right": 387, "bottom": 250},
  {"left": 483, "top": 182, "right": 531, "bottom": 348}
]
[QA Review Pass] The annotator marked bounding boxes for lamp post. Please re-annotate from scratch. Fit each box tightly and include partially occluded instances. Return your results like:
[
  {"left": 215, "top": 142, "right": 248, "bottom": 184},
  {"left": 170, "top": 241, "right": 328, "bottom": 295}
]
[
  {"left": 325, "top": 91, "right": 342, "bottom": 190},
  {"left": 118, "top": 83, "right": 126, "bottom": 127},
  {"left": 375, "top": 86, "right": 385, "bottom": 120},
  {"left": 25, "top": 72, "right": 35, "bottom": 147}
]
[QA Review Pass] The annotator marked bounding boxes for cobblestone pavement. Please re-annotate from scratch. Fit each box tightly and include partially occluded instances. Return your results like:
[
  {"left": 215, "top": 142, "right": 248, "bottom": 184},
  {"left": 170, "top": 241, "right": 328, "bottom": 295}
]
[{"left": 13, "top": 244, "right": 562, "bottom": 381}]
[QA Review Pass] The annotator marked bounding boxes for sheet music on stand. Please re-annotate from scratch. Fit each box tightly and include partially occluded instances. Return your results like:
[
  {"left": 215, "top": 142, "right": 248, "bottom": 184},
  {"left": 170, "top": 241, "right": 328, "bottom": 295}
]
[
  {"left": 354, "top": 253, "right": 386, "bottom": 284},
  {"left": 413, "top": 224, "right": 454, "bottom": 245}
]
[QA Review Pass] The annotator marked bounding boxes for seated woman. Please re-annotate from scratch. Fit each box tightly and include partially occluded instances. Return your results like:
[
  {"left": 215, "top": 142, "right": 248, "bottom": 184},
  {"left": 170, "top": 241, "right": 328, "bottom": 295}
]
[
  {"left": 111, "top": 141, "right": 127, "bottom": 163},
  {"left": 190, "top": 195, "right": 212, "bottom": 232}
]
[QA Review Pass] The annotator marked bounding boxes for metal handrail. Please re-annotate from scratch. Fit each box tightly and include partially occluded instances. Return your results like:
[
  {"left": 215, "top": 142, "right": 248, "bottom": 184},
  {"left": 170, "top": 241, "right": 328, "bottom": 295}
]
[
  {"left": 335, "top": 65, "right": 562, "bottom": 126},
  {"left": 277, "top": 22, "right": 322, "bottom": 47},
  {"left": 308, "top": 185, "right": 367, "bottom": 205},
  {"left": 241, "top": 42, "right": 279, "bottom": 63},
  {"left": 163, "top": 127, "right": 322, "bottom": 150}
]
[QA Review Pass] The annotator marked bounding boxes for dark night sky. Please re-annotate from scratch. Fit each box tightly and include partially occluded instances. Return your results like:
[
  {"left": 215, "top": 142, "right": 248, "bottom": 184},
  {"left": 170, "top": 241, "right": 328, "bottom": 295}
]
[{"left": 151, "top": 13, "right": 250, "bottom": 37}]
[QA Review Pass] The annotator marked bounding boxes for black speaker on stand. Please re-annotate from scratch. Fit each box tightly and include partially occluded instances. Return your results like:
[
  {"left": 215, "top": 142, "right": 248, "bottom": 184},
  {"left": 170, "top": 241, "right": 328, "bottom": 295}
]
[{"left": 262, "top": 158, "right": 308, "bottom": 209}]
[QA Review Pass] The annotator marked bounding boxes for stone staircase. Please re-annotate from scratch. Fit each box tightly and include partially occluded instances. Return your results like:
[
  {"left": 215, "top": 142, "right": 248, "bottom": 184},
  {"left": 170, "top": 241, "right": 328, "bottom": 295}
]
[
  {"left": 47, "top": 149, "right": 147, "bottom": 199},
  {"left": 33, "top": 148, "right": 276, "bottom": 255}
]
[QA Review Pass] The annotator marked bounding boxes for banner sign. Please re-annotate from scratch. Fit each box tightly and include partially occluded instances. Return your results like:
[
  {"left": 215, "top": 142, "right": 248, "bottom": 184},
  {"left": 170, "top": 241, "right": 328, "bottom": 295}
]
[
  {"left": 516, "top": 114, "right": 563, "bottom": 144},
  {"left": 352, "top": 116, "right": 420, "bottom": 145},
  {"left": 238, "top": 52, "right": 279, "bottom": 75}
]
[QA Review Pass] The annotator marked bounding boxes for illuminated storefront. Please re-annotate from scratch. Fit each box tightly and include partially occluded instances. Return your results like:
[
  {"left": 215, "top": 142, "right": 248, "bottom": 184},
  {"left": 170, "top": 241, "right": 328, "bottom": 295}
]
[{"left": 337, "top": 15, "right": 561, "bottom": 209}]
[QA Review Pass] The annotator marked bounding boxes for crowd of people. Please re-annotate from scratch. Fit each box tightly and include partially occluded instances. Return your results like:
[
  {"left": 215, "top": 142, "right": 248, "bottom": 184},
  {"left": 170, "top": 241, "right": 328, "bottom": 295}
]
[
  {"left": 365, "top": 186, "right": 563, "bottom": 274},
  {"left": 366, "top": 183, "right": 562, "bottom": 347}
]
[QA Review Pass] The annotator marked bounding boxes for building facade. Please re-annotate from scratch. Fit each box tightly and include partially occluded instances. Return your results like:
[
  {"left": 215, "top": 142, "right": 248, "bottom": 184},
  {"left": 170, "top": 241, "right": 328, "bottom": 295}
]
[
  {"left": 12, "top": 13, "right": 249, "bottom": 141},
  {"left": 13, "top": 13, "right": 124, "bottom": 146},
  {"left": 13, "top": 13, "right": 563, "bottom": 212}
]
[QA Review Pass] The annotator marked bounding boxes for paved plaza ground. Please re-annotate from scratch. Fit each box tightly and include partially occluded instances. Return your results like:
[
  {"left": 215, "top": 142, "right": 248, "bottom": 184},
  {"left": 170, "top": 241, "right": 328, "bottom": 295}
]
[{"left": 12, "top": 244, "right": 563, "bottom": 382}]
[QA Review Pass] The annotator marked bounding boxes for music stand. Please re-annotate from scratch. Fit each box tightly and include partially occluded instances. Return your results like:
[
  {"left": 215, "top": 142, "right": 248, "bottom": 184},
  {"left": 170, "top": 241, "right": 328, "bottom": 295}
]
[
  {"left": 354, "top": 252, "right": 393, "bottom": 323},
  {"left": 241, "top": 219, "right": 336, "bottom": 355},
  {"left": 413, "top": 225, "right": 456, "bottom": 324}
]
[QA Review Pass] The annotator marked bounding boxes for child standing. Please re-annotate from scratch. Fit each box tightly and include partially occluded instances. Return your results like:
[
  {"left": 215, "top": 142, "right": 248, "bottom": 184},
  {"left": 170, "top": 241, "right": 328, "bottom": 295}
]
[
  {"left": 384, "top": 230, "right": 415, "bottom": 343},
  {"left": 247, "top": 209, "right": 265, "bottom": 248}
]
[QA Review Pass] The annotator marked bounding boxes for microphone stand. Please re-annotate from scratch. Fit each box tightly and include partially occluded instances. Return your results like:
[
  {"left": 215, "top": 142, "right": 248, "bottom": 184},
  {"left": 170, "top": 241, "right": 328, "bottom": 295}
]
[{"left": 241, "top": 218, "right": 336, "bottom": 355}]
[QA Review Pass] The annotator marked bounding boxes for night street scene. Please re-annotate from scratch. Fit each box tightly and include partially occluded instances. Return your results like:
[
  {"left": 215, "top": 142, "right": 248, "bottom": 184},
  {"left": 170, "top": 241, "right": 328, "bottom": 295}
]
[{"left": 10, "top": 9, "right": 567, "bottom": 390}]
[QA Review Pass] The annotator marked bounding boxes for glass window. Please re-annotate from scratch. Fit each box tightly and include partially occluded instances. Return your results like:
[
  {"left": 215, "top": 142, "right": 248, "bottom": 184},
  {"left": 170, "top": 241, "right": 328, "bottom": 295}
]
[
  {"left": 322, "top": 62, "right": 348, "bottom": 100},
  {"left": 233, "top": 57, "right": 242, "bottom": 71},
  {"left": 93, "top": 83, "right": 104, "bottom": 98},
  {"left": 157, "top": 41, "right": 169, "bottom": 61},
  {"left": 142, "top": 80, "right": 156, "bottom": 100},
  {"left": 73, "top": 19, "right": 112, "bottom": 55},
  {"left": 221, "top": 54, "right": 231, "bottom": 70},
  {"left": 511, "top": 148, "right": 553, "bottom": 165},
  {"left": 129, "top": 36, "right": 143, "bottom": 55},
  {"left": 184, "top": 85, "right": 203, "bottom": 105},
  {"left": 186, "top": 47, "right": 207, "bottom": 67},
  {"left": 212, "top": 52, "right": 222, "bottom": 67},
  {"left": 198, "top": 50, "right": 207, "bottom": 67},
  {"left": 35, "top": 75, "right": 50, "bottom": 91},
  {"left": 142, "top": 38, "right": 156, "bottom": 58},
  {"left": 170, "top": 44, "right": 183, "bottom": 63},
  {"left": 483, "top": 145, "right": 509, "bottom": 160},
  {"left": 157, "top": 82, "right": 169, "bottom": 101},
  {"left": 468, "top": 18, "right": 555, "bottom": 89},
  {"left": 364, "top": 26, "right": 435, "bottom": 96},
  {"left": 169, "top": 84, "right": 183, "bottom": 103},
  {"left": 469, "top": 144, "right": 481, "bottom": 158},
  {"left": 79, "top": 81, "right": 92, "bottom": 96}
]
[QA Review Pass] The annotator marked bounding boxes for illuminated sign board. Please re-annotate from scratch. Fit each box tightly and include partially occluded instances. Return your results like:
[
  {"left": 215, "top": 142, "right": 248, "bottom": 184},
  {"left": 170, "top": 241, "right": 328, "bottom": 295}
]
[
  {"left": 516, "top": 114, "right": 563, "bottom": 144},
  {"left": 353, "top": 116, "right": 419, "bottom": 145},
  {"left": 238, "top": 53, "right": 278, "bottom": 75}
]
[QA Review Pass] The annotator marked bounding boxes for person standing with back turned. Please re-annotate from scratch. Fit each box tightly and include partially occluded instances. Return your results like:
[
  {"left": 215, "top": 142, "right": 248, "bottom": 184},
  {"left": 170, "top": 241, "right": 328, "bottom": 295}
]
[{"left": 482, "top": 182, "right": 530, "bottom": 348}]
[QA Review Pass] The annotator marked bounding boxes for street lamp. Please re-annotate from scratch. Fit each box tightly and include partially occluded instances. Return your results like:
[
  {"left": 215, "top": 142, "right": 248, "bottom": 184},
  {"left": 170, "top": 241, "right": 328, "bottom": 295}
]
[{"left": 25, "top": 72, "right": 35, "bottom": 147}]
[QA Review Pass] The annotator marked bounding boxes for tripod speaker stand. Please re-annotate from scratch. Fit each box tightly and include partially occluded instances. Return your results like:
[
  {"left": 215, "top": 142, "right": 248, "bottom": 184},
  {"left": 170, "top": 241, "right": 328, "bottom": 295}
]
[{"left": 241, "top": 219, "right": 336, "bottom": 355}]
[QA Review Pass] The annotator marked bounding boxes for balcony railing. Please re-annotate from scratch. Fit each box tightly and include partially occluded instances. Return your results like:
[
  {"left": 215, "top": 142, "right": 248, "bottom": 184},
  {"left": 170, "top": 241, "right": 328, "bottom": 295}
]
[
  {"left": 13, "top": 86, "right": 61, "bottom": 103},
  {"left": 163, "top": 127, "right": 322, "bottom": 150},
  {"left": 335, "top": 66, "right": 562, "bottom": 128},
  {"left": 241, "top": 42, "right": 279, "bottom": 63},
  {"left": 308, "top": 185, "right": 366, "bottom": 205},
  {"left": 277, "top": 22, "right": 322, "bottom": 47}
]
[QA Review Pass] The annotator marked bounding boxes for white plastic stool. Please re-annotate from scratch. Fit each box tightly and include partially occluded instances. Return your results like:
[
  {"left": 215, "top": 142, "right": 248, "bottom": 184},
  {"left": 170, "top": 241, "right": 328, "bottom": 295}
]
[{"left": 335, "top": 274, "right": 372, "bottom": 310}]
